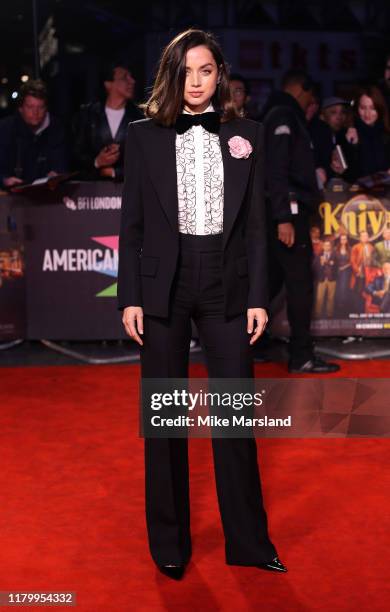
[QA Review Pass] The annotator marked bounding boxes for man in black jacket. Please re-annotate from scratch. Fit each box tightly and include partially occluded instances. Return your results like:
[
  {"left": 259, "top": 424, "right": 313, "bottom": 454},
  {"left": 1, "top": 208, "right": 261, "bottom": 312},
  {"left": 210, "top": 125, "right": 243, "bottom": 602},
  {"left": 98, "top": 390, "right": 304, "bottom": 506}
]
[
  {"left": 72, "top": 62, "right": 143, "bottom": 181},
  {"left": 263, "top": 70, "right": 339, "bottom": 373},
  {"left": 0, "top": 80, "right": 67, "bottom": 189}
]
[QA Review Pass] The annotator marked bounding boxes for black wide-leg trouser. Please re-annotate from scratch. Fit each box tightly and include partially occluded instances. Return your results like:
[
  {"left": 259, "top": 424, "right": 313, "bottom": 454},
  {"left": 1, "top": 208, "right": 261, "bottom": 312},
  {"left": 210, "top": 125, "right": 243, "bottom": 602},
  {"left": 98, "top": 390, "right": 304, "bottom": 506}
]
[{"left": 140, "top": 233, "right": 276, "bottom": 566}]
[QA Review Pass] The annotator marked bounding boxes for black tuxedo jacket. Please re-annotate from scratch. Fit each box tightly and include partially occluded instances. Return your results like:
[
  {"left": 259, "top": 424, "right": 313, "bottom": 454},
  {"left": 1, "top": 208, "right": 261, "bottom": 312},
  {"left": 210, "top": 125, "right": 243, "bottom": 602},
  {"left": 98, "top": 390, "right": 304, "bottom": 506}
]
[{"left": 117, "top": 116, "right": 268, "bottom": 318}]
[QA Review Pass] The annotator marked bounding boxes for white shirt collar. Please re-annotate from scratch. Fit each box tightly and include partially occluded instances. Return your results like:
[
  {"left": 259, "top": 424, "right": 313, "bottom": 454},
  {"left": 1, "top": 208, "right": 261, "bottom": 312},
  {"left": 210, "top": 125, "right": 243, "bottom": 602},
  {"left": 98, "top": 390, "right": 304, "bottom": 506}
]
[
  {"left": 34, "top": 112, "right": 50, "bottom": 135},
  {"left": 183, "top": 103, "right": 215, "bottom": 115}
]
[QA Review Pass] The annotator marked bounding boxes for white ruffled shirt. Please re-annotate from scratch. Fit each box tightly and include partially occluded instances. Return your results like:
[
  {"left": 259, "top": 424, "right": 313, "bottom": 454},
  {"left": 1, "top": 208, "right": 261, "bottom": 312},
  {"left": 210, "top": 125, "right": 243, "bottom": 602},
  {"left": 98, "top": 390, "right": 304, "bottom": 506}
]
[{"left": 175, "top": 103, "right": 224, "bottom": 235}]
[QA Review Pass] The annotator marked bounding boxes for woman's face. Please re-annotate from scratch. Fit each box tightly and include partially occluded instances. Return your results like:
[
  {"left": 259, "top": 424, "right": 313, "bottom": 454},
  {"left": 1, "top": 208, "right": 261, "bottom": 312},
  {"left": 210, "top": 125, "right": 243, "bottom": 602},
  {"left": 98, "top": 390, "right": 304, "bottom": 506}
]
[
  {"left": 340, "top": 234, "right": 348, "bottom": 245},
  {"left": 229, "top": 79, "right": 247, "bottom": 112},
  {"left": 358, "top": 95, "right": 378, "bottom": 126},
  {"left": 183, "top": 45, "right": 219, "bottom": 114}
]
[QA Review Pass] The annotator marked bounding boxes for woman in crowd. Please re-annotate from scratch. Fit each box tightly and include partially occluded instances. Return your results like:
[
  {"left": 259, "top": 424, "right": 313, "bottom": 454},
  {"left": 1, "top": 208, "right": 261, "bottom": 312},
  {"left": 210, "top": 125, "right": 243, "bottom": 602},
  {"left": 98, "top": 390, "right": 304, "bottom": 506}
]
[
  {"left": 346, "top": 85, "right": 390, "bottom": 180},
  {"left": 117, "top": 28, "right": 286, "bottom": 580}
]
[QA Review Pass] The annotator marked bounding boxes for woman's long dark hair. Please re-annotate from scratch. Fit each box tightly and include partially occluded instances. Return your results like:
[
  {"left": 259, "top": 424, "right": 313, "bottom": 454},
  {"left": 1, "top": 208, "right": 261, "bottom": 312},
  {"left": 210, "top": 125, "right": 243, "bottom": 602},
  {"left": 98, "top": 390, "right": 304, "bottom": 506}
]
[
  {"left": 335, "top": 233, "right": 350, "bottom": 254},
  {"left": 142, "top": 29, "right": 238, "bottom": 126},
  {"left": 353, "top": 84, "right": 390, "bottom": 133}
]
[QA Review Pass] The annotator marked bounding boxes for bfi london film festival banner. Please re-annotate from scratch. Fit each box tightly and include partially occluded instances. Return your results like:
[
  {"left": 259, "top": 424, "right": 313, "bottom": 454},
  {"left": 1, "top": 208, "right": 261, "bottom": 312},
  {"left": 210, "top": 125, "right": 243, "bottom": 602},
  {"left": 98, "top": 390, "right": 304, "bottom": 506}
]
[
  {"left": 0, "top": 196, "right": 26, "bottom": 340},
  {"left": 24, "top": 182, "right": 126, "bottom": 339},
  {"left": 271, "top": 182, "right": 390, "bottom": 337}
]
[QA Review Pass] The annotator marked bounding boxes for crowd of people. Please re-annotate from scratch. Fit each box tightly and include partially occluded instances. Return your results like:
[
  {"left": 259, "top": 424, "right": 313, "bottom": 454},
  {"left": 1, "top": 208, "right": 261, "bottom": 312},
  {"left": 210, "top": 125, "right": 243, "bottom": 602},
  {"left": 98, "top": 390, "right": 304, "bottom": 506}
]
[
  {"left": 0, "top": 62, "right": 143, "bottom": 188},
  {"left": 307, "top": 83, "right": 390, "bottom": 186},
  {"left": 1, "top": 55, "right": 390, "bottom": 189}
]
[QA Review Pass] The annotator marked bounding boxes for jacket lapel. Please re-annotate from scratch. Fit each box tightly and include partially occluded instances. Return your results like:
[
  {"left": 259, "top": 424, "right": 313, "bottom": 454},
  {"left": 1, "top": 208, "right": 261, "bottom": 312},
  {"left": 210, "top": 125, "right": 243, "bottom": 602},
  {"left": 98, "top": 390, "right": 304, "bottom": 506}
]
[
  {"left": 115, "top": 113, "right": 129, "bottom": 145},
  {"left": 141, "top": 123, "right": 179, "bottom": 234},
  {"left": 219, "top": 120, "right": 253, "bottom": 248},
  {"left": 99, "top": 107, "right": 113, "bottom": 145}
]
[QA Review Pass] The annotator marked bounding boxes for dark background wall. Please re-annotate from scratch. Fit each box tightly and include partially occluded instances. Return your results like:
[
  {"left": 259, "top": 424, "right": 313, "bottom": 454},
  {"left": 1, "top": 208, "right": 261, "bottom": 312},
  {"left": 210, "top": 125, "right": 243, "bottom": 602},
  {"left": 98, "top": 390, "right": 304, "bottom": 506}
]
[{"left": 1, "top": 0, "right": 390, "bottom": 120}]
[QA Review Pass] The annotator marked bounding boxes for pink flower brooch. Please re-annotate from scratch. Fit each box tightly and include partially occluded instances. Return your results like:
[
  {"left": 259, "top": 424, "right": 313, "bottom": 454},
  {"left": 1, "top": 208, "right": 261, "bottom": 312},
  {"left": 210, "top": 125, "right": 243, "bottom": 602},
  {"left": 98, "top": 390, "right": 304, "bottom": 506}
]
[{"left": 228, "top": 136, "right": 253, "bottom": 159}]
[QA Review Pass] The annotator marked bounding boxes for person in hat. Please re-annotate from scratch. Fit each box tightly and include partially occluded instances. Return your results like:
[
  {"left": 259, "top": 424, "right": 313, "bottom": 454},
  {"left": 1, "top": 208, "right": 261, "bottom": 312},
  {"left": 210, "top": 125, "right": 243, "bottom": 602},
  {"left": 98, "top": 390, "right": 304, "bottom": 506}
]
[{"left": 309, "top": 96, "right": 353, "bottom": 185}]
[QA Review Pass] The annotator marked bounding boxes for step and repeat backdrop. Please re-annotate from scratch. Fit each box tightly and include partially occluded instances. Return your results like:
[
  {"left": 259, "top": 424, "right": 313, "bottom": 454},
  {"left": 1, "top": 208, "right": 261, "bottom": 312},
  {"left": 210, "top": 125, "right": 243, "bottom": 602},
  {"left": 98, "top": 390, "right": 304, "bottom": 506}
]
[{"left": 1, "top": 181, "right": 389, "bottom": 340}]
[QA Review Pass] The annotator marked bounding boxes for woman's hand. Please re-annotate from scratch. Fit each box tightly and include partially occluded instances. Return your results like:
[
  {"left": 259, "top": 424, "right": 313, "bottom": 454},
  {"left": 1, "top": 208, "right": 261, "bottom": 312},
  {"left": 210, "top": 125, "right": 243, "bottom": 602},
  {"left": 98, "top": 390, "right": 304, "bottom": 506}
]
[
  {"left": 122, "top": 306, "right": 144, "bottom": 345},
  {"left": 247, "top": 308, "right": 268, "bottom": 345}
]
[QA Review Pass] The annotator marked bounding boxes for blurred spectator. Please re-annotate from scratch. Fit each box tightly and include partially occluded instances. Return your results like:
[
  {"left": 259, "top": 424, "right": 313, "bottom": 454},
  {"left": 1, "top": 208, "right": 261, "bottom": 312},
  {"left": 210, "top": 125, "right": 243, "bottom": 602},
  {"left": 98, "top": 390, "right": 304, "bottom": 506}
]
[
  {"left": 322, "top": 97, "right": 349, "bottom": 132},
  {"left": 305, "top": 93, "right": 320, "bottom": 124},
  {"left": 309, "top": 97, "right": 353, "bottom": 185},
  {"left": 377, "top": 52, "right": 390, "bottom": 116},
  {"left": 229, "top": 73, "right": 251, "bottom": 118},
  {"left": 374, "top": 225, "right": 390, "bottom": 265},
  {"left": 366, "top": 261, "right": 390, "bottom": 312},
  {"left": 72, "top": 62, "right": 143, "bottom": 181},
  {"left": 0, "top": 80, "right": 67, "bottom": 189},
  {"left": 346, "top": 85, "right": 390, "bottom": 180}
]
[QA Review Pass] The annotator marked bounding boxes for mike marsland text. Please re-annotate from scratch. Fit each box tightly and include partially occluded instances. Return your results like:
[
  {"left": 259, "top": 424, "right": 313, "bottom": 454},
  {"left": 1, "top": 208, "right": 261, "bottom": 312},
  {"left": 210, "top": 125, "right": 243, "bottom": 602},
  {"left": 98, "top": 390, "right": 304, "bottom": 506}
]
[{"left": 150, "top": 415, "right": 292, "bottom": 427}]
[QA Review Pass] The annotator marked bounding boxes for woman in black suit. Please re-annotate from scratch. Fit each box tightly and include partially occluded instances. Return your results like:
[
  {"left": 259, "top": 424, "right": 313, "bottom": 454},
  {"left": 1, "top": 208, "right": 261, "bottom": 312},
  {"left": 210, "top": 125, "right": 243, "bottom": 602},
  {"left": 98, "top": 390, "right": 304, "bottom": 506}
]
[{"left": 117, "top": 29, "right": 286, "bottom": 580}]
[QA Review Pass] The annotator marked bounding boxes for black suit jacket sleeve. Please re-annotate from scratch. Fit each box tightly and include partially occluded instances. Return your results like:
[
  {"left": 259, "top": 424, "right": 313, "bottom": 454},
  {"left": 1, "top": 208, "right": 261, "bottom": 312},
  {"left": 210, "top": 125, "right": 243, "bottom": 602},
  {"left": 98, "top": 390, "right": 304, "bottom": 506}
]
[
  {"left": 245, "top": 123, "right": 269, "bottom": 309},
  {"left": 264, "top": 111, "right": 294, "bottom": 223},
  {"left": 117, "top": 123, "right": 144, "bottom": 309}
]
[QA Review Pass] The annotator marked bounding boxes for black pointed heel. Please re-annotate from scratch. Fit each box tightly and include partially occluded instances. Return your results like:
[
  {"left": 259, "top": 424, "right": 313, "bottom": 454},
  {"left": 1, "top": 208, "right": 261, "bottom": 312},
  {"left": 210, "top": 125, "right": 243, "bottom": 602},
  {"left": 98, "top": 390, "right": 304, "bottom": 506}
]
[
  {"left": 158, "top": 564, "right": 186, "bottom": 580},
  {"left": 256, "top": 556, "right": 288, "bottom": 573}
]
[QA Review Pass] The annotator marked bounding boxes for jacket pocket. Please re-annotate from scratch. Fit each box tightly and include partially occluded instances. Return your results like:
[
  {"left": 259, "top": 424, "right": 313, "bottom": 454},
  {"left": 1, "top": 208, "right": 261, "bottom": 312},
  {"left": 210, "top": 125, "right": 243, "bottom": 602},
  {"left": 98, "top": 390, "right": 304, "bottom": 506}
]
[
  {"left": 236, "top": 255, "right": 248, "bottom": 277},
  {"left": 140, "top": 256, "right": 159, "bottom": 277}
]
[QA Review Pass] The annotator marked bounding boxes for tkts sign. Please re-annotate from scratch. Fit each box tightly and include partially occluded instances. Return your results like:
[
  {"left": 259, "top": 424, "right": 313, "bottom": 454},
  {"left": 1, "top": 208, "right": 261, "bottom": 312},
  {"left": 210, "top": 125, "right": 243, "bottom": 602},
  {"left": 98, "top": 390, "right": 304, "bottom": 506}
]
[{"left": 320, "top": 193, "right": 390, "bottom": 240}]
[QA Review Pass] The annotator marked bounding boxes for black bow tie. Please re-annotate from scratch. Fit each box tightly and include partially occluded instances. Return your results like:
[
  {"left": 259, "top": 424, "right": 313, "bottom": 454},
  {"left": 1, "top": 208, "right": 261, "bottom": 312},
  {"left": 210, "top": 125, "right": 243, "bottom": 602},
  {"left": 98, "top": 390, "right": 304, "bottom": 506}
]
[{"left": 175, "top": 112, "right": 220, "bottom": 135}]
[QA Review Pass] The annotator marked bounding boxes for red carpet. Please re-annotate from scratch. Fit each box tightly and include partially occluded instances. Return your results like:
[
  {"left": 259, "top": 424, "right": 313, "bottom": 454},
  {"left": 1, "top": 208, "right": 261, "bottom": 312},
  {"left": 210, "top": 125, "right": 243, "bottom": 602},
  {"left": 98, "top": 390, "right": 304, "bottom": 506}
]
[{"left": 1, "top": 361, "right": 389, "bottom": 611}]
